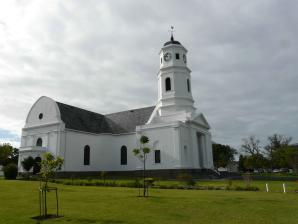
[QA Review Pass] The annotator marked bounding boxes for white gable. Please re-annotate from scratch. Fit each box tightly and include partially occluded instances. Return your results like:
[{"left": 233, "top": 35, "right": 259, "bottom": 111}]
[
  {"left": 25, "top": 96, "right": 61, "bottom": 128},
  {"left": 190, "top": 113, "right": 210, "bottom": 129}
]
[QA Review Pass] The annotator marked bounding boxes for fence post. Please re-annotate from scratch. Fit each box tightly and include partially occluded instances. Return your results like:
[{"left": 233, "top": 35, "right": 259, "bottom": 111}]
[
  {"left": 283, "top": 183, "right": 286, "bottom": 193},
  {"left": 265, "top": 183, "right": 269, "bottom": 192}
]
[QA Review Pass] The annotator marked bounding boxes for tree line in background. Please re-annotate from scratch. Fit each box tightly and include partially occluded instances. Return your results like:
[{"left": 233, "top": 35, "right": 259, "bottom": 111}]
[{"left": 213, "top": 134, "right": 298, "bottom": 174}]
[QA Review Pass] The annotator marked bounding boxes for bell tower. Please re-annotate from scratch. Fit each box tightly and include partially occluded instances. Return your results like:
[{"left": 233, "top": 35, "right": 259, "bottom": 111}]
[{"left": 150, "top": 29, "right": 195, "bottom": 123}]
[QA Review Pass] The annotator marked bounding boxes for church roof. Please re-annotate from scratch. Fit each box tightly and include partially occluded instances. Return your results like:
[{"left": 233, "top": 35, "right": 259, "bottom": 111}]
[
  {"left": 164, "top": 34, "right": 181, "bottom": 46},
  {"left": 56, "top": 102, "right": 154, "bottom": 134},
  {"left": 163, "top": 40, "right": 181, "bottom": 46}
]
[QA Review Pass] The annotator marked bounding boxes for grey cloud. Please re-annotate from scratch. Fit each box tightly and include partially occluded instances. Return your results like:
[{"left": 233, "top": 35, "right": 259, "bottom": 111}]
[{"left": 0, "top": 0, "right": 297, "bottom": 149}]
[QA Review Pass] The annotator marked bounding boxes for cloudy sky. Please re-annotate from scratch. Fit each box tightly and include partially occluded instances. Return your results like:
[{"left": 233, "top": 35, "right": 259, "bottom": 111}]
[{"left": 0, "top": 0, "right": 297, "bottom": 150}]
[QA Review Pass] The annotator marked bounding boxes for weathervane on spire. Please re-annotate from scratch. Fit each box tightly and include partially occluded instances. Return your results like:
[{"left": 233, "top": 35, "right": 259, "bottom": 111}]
[{"left": 170, "top": 26, "right": 174, "bottom": 41}]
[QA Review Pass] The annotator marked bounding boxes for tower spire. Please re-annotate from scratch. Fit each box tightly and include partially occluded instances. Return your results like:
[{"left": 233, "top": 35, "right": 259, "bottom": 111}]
[{"left": 170, "top": 26, "right": 174, "bottom": 41}]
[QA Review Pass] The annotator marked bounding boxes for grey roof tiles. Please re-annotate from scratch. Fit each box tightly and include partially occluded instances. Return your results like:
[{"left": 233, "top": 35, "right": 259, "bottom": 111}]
[{"left": 56, "top": 101, "right": 154, "bottom": 134}]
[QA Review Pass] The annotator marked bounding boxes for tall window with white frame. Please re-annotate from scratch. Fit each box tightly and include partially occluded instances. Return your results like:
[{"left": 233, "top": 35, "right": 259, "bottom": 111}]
[
  {"left": 154, "top": 150, "right": 161, "bottom": 163},
  {"left": 84, "top": 145, "right": 90, "bottom": 165},
  {"left": 120, "top": 145, "right": 127, "bottom": 165},
  {"left": 165, "top": 77, "right": 171, "bottom": 91}
]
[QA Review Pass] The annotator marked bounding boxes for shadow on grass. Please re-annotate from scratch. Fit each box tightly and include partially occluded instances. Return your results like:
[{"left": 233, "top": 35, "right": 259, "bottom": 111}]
[
  {"left": 63, "top": 217, "right": 125, "bottom": 224},
  {"left": 31, "top": 214, "right": 63, "bottom": 222}
]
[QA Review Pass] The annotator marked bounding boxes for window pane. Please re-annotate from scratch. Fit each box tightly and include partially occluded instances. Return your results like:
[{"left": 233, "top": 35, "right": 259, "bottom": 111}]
[
  {"left": 165, "top": 78, "right": 171, "bottom": 91},
  {"left": 155, "top": 150, "right": 161, "bottom": 163},
  {"left": 187, "top": 79, "right": 190, "bottom": 92},
  {"left": 36, "top": 138, "right": 42, "bottom": 147},
  {"left": 176, "top": 53, "right": 180, "bottom": 59},
  {"left": 121, "top": 146, "right": 127, "bottom": 165},
  {"left": 84, "top": 145, "right": 90, "bottom": 165}
]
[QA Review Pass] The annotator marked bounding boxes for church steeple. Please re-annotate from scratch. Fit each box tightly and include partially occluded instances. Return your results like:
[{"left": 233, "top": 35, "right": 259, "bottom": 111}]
[{"left": 152, "top": 31, "right": 196, "bottom": 122}]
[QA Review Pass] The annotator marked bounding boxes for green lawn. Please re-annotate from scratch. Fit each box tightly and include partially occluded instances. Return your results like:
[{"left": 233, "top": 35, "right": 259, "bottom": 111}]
[{"left": 0, "top": 179, "right": 298, "bottom": 224}]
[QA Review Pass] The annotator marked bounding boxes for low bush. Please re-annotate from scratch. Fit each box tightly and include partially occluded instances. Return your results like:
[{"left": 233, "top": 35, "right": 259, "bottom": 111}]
[
  {"left": 176, "top": 173, "right": 196, "bottom": 186},
  {"left": 232, "top": 186, "right": 259, "bottom": 191},
  {"left": 3, "top": 163, "right": 18, "bottom": 180},
  {"left": 45, "top": 178, "right": 261, "bottom": 192}
]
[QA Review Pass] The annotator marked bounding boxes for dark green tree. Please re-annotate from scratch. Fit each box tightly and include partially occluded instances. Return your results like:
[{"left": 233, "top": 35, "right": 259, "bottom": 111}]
[
  {"left": 271, "top": 145, "right": 298, "bottom": 173},
  {"left": 243, "top": 154, "right": 268, "bottom": 171},
  {"left": 212, "top": 143, "right": 237, "bottom": 170},
  {"left": 238, "top": 154, "right": 246, "bottom": 172},
  {"left": 284, "top": 146, "right": 298, "bottom": 173},
  {"left": 133, "top": 135, "right": 151, "bottom": 197},
  {"left": 264, "top": 134, "right": 292, "bottom": 169},
  {"left": 0, "top": 143, "right": 18, "bottom": 166}
]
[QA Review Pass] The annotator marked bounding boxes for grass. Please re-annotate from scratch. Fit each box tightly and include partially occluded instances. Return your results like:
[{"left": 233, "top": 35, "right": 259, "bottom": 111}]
[{"left": 0, "top": 179, "right": 298, "bottom": 224}]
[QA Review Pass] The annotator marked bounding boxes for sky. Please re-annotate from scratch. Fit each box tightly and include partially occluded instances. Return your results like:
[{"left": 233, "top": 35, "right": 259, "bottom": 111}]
[{"left": 0, "top": 0, "right": 297, "bottom": 150}]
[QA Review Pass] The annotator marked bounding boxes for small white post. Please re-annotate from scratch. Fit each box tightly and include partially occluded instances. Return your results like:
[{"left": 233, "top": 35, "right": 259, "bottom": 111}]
[
  {"left": 265, "top": 183, "right": 269, "bottom": 192},
  {"left": 283, "top": 183, "right": 286, "bottom": 193}
]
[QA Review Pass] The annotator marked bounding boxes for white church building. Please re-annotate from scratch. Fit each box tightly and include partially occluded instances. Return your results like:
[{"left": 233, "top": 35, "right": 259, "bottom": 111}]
[{"left": 18, "top": 35, "right": 214, "bottom": 177}]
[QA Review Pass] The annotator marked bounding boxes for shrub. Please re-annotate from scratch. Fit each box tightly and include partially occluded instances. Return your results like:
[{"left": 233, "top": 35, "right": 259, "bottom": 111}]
[
  {"left": 177, "top": 173, "right": 195, "bottom": 186},
  {"left": 227, "top": 179, "right": 233, "bottom": 187},
  {"left": 233, "top": 186, "right": 259, "bottom": 191},
  {"left": 187, "top": 179, "right": 196, "bottom": 186},
  {"left": 133, "top": 179, "right": 141, "bottom": 188},
  {"left": 3, "top": 163, "right": 18, "bottom": 180}
]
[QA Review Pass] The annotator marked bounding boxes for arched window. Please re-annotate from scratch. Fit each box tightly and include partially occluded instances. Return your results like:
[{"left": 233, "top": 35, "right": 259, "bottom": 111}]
[
  {"left": 36, "top": 138, "right": 42, "bottom": 147},
  {"left": 155, "top": 150, "right": 161, "bottom": 163},
  {"left": 121, "top": 145, "right": 127, "bottom": 165},
  {"left": 165, "top": 77, "right": 171, "bottom": 91},
  {"left": 187, "top": 79, "right": 191, "bottom": 92},
  {"left": 84, "top": 145, "right": 90, "bottom": 165}
]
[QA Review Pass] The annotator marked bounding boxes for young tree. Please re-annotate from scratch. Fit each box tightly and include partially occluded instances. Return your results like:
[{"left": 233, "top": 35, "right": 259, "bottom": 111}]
[
  {"left": 39, "top": 152, "right": 64, "bottom": 216},
  {"left": 212, "top": 143, "right": 237, "bottom": 170},
  {"left": 133, "top": 135, "right": 151, "bottom": 197},
  {"left": 21, "top": 156, "right": 35, "bottom": 177},
  {"left": 39, "top": 153, "right": 64, "bottom": 188}
]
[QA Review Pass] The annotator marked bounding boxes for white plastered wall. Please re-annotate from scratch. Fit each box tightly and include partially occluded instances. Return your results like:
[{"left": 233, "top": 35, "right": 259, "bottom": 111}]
[{"left": 63, "top": 130, "right": 138, "bottom": 172}]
